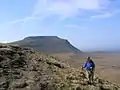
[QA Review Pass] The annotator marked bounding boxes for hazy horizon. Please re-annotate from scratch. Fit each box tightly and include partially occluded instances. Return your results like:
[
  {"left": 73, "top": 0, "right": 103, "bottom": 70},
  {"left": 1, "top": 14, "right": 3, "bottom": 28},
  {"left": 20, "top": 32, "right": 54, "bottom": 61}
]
[{"left": 0, "top": 0, "right": 120, "bottom": 51}]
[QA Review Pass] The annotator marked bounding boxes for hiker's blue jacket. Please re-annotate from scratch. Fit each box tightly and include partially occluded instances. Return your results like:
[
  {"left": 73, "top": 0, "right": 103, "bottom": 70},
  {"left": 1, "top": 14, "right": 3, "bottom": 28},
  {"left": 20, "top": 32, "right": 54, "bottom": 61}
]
[{"left": 83, "top": 60, "right": 95, "bottom": 70}]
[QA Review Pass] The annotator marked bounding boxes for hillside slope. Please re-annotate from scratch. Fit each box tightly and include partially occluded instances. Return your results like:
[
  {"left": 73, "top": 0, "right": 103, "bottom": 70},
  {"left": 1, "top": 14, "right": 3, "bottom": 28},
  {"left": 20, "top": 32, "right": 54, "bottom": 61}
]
[
  {"left": 0, "top": 44, "right": 120, "bottom": 90},
  {"left": 10, "top": 36, "right": 81, "bottom": 53}
]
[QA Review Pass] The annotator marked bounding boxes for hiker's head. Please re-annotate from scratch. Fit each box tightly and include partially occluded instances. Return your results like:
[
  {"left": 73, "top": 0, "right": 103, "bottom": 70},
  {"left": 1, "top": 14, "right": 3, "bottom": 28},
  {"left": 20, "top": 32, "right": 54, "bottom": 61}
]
[{"left": 87, "top": 56, "right": 91, "bottom": 61}]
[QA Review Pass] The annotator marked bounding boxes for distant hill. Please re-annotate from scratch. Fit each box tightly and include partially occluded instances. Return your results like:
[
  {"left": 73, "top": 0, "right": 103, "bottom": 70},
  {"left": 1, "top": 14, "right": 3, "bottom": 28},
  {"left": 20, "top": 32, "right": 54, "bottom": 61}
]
[{"left": 10, "top": 36, "right": 81, "bottom": 53}]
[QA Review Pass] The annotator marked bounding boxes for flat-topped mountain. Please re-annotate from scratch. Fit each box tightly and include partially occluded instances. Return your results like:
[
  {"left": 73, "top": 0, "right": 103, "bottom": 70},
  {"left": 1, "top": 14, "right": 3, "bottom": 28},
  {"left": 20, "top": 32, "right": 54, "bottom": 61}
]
[{"left": 10, "top": 36, "right": 81, "bottom": 53}]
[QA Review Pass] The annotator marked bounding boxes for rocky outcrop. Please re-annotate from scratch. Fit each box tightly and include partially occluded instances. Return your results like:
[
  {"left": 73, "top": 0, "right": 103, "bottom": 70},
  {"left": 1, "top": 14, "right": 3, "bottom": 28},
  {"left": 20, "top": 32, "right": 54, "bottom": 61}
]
[{"left": 0, "top": 44, "right": 119, "bottom": 90}]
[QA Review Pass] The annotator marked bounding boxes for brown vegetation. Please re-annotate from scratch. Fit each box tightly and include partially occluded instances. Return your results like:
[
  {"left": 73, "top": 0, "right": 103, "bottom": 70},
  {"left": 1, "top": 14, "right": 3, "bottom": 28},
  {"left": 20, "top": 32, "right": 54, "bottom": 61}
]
[{"left": 0, "top": 44, "right": 120, "bottom": 90}]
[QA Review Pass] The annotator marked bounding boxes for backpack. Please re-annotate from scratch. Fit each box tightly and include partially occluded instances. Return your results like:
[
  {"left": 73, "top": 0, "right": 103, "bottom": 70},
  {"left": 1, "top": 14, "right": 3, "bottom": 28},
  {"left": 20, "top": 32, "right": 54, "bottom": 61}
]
[{"left": 89, "top": 60, "right": 95, "bottom": 70}]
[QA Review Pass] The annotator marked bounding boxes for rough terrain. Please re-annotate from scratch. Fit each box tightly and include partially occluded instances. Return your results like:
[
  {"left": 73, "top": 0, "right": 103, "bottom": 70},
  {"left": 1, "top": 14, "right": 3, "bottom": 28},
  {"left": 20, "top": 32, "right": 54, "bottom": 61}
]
[
  {"left": 0, "top": 44, "right": 120, "bottom": 90},
  {"left": 52, "top": 52, "right": 120, "bottom": 85}
]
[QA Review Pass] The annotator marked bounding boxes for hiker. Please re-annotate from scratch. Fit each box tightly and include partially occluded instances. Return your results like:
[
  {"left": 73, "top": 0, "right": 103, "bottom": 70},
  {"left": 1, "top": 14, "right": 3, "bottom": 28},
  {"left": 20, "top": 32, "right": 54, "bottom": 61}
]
[{"left": 81, "top": 57, "right": 95, "bottom": 84}]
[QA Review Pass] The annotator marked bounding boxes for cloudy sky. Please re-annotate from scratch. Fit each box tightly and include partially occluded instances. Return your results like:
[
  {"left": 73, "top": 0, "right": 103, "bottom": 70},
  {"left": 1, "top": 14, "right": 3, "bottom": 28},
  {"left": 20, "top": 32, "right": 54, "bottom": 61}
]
[{"left": 0, "top": 0, "right": 120, "bottom": 51}]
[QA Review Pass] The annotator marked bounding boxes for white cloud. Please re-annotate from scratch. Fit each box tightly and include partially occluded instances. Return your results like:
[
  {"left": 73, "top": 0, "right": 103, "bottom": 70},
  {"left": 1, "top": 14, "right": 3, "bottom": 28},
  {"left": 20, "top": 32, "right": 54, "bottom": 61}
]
[
  {"left": 91, "top": 10, "right": 120, "bottom": 19},
  {"left": 32, "top": 0, "right": 111, "bottom": 18},
  {"left": 9, "top": 18, "right": 28, "bottom": 24},
  {"left": 91, "top": 13, "right": 112, "bottom": 19},
  {"left": 6, "top": 0, "right": 117, "bottom": 25},
  {"left": 8, "top": 16, "right": 43, "bottom": 25},
  {"left": 75, "top": 0, "right": 100, "bottom": 10}
]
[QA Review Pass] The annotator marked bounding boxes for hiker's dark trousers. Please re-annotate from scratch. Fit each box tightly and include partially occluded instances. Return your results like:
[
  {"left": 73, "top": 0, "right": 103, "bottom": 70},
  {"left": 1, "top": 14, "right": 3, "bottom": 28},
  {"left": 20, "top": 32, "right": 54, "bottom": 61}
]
[{"left": 86, "top": 70, "right": 94, "bottom": 83}]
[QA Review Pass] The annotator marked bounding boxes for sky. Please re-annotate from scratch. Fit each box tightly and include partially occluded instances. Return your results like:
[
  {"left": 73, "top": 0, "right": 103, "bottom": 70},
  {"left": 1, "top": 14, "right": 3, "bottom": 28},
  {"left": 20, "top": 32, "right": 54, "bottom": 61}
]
[{"left": 0, "top": 0, "right": 120, "bottom": 51}]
